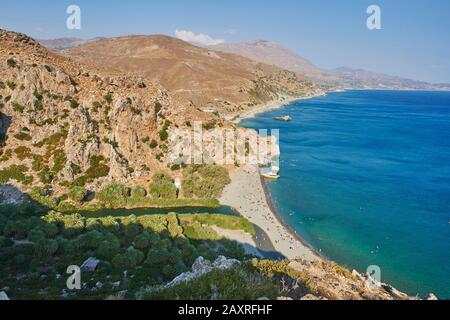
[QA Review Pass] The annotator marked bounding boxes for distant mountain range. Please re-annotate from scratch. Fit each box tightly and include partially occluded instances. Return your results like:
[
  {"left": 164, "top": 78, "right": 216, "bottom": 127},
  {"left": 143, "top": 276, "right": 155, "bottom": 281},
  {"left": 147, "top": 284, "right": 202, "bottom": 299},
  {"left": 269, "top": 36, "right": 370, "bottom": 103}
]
[
  {"left": 38, "top": 37, "right": 450, "bottom": 92},
  {"left": 209, "top": 40, "right": 450, "bottom": 91},
  {"left": 38, "top": 37, "right": 105, "bottom": 51}
]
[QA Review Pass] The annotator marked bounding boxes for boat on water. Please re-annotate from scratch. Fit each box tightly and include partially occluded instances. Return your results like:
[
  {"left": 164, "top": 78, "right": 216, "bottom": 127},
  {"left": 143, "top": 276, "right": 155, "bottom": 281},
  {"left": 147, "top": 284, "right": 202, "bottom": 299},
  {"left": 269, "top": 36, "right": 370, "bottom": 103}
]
[
  {"left": 262, "top": 169, "right": 280, "bottom": 180},
  {"left": 262, "top": 172, "right": 280, "bottom": 180}
]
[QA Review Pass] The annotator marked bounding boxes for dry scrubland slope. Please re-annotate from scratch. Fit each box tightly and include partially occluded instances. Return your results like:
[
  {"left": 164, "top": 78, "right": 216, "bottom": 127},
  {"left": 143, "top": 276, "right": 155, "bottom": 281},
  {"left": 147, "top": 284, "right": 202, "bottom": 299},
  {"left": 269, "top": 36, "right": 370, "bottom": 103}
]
[{"left": 66, "top": 35, "right": 321, "bottom": 113}]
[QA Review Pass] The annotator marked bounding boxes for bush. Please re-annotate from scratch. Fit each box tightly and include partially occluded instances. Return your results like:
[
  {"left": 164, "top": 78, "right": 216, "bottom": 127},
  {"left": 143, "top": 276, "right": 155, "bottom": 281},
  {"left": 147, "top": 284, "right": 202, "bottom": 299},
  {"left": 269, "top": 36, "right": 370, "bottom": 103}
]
[
  {"left": 142, "top": 265, "right": 278, "bottom": 300},
  {"left": 32, "top": 155, "right": 45, "bottom": 172},
  {"left": 149, "top": 139, "right": 158, "bottom": 149},
  {"left": 149, "top": 173, "right": 177, "bottom": 199},
  {"left": 130, "top": 186, "right": 146, "bottom": 199},
  {"left": 35, "top": 238, "right": 59, "bottom": 257},
  {"left": 7, "top": 58, "right": 17, "bottom": 68},
  {"left": 182, "top": 165, "right": 231, "bottom": 198},
  {"left": 69, "top": 99, "right": 79, "bottom": 109},
  {"left": 154, "top": 102, "right": 162, "bottom": 114},
  {"left": 12, "top": 102, "right": 24, "bottom": 113},
  {"left": 98, "top": 237, "right": 121, "bottom": 260},
  {"left": 14, "top": 132, "right": 32, "bottom": 141},
  {"left": 167, "top": 213, "right": 183, "bottom": 238},
  {"left": 44, "top": 65, "right": 53, "bottom": 72},
  {"left": 112, "top": 248, "right": 144, "bottom": 269},
  {"left": 158, "top": 120, "right": 171, "bottom": 141},
  {"left": 14, "top": 146, "right": 32, "bottom": 160},
  {"left": 74, "top": 156, "right": 110, "bottom": 187},
  {"left": 104, "top": 94, "right": 112, "bottom": 104},
  {"left": 159, "top": 130, "right": 168, "bottom": 141},
  {"left": 145, "top": 248, "right": 171, "bottom": 265},
  {"left": 68, "top": 186, "right": 88, "bottom": 203},
  {"left": 134, "top": 231, "right": 151, "bottom": 250},
  {"left": 0, "top": 164, "right": 33, "bottom": 185},
  {"left": 96, "top": 183, "right": 129, "bottom": 208}
]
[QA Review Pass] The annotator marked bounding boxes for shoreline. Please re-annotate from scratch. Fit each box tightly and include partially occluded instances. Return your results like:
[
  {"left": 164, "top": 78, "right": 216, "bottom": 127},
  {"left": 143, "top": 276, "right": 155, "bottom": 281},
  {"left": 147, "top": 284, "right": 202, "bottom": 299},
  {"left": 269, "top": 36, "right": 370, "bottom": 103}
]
[
  {"left": 223, "top": 93, "right": 327, "bottom": 261},
  {"left": 233, "top": 92, "right": 326, "bottom": 124},
  {"left": 220, "top": 164, "right": 321, "bottom": 261},
  {"left": 258, "top": 172, "right": 328, "bottom": 261}
]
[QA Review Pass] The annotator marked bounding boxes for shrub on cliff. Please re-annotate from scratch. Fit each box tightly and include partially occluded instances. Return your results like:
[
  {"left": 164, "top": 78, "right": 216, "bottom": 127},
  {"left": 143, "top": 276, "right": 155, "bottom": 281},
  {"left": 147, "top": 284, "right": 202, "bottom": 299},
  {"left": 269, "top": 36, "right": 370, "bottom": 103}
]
[
  {"left": 149, "top": 173, "right": 177, "bottom": 199},
  {"left": 68, "top": 186, "right": 88, "bottom": 203},
  {"left": 7, "top": 58, "right": 17, "bottom": 68},
  {"left": 96, "top": 183, "right": 129, "bottom": 208}
]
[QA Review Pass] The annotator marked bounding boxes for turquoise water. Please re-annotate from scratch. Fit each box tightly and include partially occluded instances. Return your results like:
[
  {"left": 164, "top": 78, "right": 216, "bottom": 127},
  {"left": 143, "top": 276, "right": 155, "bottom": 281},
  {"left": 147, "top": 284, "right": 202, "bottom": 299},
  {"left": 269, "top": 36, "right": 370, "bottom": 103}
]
[{"left": 241, "top": 90, "right": 450, "bottom": 299}]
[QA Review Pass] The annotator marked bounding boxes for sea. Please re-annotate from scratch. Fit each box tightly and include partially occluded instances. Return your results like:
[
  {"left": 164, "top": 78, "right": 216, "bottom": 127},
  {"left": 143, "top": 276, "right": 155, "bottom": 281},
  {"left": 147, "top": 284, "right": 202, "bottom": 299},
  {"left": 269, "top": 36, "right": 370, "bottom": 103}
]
[{"left": 240, "top": 90, "right": 450, "bottom": 299}]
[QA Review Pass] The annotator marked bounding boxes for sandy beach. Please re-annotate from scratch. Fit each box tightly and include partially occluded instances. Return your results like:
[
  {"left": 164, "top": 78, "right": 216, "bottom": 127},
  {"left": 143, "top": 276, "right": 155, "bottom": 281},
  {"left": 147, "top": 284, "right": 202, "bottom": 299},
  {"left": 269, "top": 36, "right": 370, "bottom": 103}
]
[
  {"left": 233, "top": 92, "right": 326, "bottom": 124},
  {"left": 220, "top": 165, "right": 321, "bottom": 261}
]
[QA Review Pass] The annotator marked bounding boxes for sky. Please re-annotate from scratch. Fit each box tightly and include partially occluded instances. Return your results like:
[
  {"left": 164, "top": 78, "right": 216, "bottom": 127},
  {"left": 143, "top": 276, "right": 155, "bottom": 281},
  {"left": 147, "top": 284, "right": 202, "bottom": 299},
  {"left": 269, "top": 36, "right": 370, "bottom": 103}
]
[{"left": 1, "top": 0, "right": 449, "bottom": 83}]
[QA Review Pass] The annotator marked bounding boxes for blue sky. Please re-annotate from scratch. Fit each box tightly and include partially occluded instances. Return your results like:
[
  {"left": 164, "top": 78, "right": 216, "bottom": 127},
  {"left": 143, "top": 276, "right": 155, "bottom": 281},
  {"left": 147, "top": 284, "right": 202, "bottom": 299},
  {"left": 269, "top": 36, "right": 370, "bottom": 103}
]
[{"left": 1, "top": 0, "right": 449, "bottom": 83}]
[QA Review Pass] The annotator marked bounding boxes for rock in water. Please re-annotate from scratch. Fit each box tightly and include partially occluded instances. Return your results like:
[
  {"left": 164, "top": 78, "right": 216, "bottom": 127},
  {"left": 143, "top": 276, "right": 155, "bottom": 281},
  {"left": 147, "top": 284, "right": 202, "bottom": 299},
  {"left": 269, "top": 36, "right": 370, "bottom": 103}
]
[{"left": 274, "top": 115, "right": 292, "bottom": 122}]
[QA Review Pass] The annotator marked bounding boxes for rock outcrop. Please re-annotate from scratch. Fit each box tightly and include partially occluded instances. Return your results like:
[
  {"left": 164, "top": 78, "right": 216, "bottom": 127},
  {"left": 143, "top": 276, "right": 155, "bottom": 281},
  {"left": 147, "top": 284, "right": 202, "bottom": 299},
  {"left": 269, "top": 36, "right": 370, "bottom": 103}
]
[{"left": 167, "top": 256, "right": 240, "bottom": 287}]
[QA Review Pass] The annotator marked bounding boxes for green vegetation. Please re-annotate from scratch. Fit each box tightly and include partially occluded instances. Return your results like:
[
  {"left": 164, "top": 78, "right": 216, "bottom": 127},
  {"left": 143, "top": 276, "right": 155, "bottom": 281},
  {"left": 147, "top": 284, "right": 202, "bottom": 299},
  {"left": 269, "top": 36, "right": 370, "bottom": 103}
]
[
  {"left": 0, "top": 164, "right": 33, "bottom": 185},
  {"left": 14, "top": 132, "right": 32, "bottom": 141},
  {"left": 149, "top": 139, "right": 158, "bottom": 149},
  {"left": 0, "top": 209, "right": 251, "bottom": 299},
  {"left": 31, "top": 155, "right": 45, "bottom": 172},
  {"left": 68, "top": 187, "right": 88, "bottom": 203},
  {"left": 14, "top": 146, "right": 32, "bottom": 160},
  {"left": 0, "top": 149, "right": 12, "bottom": 162},
  {"left": 141, "top": 264, "right": 278, "bottom": 300},
  {"left": 73, "top": 155, "right": 110, "bottom": 187},
  {"left": 69, "top": 99, "right": 79, "bottom": 109},
  {"left": 159, "top": 120, "right": 171, "bottom": 141},
  {"left": 44, "top": 65, "right": 53, "bottom": 72},
  {"left": 96, "top": 183, "right": 130, "bottom": 208},
  {"left": 38, "top": 165, "right": 53, "bottom": 184},
  {"left": 6, "top": 81, "right": 16, "bottom": 90},
  {"left": 182, "top": 165, "right": 231, "bottom": 198},
  {"left": 12, "top": 102, "right": 24, "bottom": 113},
  {"left": 149, "top": 173, "right": 177, "bottom": 199},
  {"left": 6, "top": 58, "right": 17, "bottom": 68},
  {"left": 103, "top": 94, "right": 112, "bottom": 104},
  {"left": 154, "top": 101, "right": 162, "bottom": 114},
  {"left": 51, "top": 151, "right": 67, "bottom": 174}
]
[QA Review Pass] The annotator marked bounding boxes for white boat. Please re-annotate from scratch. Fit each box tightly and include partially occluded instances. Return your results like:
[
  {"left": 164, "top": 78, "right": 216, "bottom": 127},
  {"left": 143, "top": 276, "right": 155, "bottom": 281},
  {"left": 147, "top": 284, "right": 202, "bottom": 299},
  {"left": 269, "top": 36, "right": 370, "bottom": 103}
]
[{"left": 262, "top": 171, "right": 280, "bottom": 180}]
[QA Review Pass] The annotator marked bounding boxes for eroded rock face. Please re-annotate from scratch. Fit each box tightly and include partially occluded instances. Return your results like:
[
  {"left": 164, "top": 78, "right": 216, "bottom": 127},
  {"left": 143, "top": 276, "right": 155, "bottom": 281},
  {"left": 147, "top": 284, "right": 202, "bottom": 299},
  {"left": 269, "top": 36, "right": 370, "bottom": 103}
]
[
  {"left": 288, "top": 260, "right": 416, "bottom": 300},
  {"left": 64, "top": 109, "right": 101, "bottom": 181}
]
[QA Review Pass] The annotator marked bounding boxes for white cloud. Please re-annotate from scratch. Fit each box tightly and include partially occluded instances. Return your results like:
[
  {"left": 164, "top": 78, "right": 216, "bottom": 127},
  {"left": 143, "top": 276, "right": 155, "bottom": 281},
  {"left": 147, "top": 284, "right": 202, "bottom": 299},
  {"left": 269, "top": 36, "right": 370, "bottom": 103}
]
[{"left": 175, "top": 29, "right": 225, "bottom": 46}]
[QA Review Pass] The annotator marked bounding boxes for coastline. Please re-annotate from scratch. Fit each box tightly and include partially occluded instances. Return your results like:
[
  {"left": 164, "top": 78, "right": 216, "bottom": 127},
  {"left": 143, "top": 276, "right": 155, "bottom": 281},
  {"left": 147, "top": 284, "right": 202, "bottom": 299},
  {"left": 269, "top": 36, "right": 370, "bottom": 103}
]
[
  {"left": 220, "top": 164, "right": 321, "bottom": 261},
  {"left": 222, "top": 93, "right": 327, "bottom": 261},
  {"left": 233, "top": 92, "right": 326, "bottom": 123}
]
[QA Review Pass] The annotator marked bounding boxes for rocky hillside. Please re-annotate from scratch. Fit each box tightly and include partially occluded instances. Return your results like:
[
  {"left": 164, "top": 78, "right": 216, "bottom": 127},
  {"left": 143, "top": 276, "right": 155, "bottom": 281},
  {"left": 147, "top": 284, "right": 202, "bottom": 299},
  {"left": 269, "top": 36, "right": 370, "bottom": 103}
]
[
  {"left": 65, "top": 35, "right": 321, "bottom": 114},
  {"left": 0, "top": 29, "right": 185, "bottom": 196},
  {"left": 138, "top": 257, "right": 428, "bottom": 300},
  {"left": 210, "top": 40, "right": 341, "bottom": 90}
]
